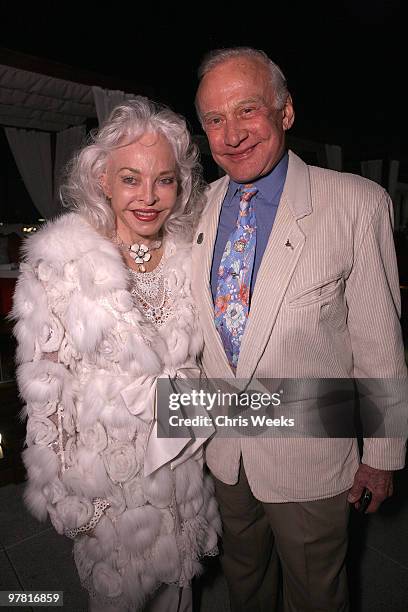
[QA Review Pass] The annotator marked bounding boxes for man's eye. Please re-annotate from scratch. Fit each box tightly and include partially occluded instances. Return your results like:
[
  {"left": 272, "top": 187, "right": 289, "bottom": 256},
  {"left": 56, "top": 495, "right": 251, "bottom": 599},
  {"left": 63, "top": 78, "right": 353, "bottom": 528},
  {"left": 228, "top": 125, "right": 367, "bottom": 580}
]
[
  {"left": 242, "top": 107, "right": 256, "bottom": 115},
  {"left": 206, "top": 117, "right": 222, "bottom": 127}
]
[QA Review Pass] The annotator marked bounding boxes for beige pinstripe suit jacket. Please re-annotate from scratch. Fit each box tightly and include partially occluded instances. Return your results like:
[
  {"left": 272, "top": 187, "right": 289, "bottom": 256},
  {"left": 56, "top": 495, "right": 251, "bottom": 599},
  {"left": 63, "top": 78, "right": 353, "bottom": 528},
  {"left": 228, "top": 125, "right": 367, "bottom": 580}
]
[{"left": 191, "top": 151, "right": 407, "bottom": 502}]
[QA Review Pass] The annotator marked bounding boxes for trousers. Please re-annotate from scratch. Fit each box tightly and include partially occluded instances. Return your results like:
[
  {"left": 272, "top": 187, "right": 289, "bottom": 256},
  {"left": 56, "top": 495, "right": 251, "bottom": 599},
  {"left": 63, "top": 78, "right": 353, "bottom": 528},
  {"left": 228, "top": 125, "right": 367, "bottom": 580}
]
[{"left": 214, "top": 461, "right": 349, "bottom": 612}]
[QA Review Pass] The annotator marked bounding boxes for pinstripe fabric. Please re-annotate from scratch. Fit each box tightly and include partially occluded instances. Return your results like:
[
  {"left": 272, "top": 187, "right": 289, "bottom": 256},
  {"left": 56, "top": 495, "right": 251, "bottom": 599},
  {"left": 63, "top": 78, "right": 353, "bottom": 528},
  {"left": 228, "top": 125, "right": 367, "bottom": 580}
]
[{"left": 191, "top": 151, "right": 407, "bottom": 502}]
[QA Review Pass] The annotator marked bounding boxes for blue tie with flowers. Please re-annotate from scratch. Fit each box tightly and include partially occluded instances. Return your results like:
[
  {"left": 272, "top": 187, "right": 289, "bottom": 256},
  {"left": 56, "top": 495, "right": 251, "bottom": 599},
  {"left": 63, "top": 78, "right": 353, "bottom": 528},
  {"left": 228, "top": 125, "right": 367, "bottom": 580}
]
[{"left": 214, "top": 184, "right": 258, "bottom": 369}]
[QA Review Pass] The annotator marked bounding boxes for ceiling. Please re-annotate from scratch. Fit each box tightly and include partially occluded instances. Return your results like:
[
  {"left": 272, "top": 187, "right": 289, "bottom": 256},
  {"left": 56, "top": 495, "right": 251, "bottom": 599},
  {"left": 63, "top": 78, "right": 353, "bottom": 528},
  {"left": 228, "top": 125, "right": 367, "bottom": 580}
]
[{"left": 0, "top": 63, "right": 97, "bottom": 132}]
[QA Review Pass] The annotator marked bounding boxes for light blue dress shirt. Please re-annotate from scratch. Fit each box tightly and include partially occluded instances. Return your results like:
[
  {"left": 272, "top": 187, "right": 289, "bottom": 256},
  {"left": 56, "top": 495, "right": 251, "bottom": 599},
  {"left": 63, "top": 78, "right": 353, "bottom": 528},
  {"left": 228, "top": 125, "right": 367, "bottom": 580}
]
[{"left": 211, "top": 152, "right": 289, "bottom": 301}]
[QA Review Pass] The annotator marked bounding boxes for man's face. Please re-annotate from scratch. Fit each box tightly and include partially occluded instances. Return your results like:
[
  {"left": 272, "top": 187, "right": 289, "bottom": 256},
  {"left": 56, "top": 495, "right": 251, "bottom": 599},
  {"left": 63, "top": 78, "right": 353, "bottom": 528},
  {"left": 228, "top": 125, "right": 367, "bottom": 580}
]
[{"left": 196, "top": 57, "right": 294, "bottom": 183}]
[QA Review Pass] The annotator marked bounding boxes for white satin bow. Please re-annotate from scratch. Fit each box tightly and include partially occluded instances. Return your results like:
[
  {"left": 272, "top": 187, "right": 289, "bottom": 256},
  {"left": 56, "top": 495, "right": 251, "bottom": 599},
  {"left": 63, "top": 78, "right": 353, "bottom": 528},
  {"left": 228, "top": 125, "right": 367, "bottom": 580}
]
[{"left": 120, "top": 368, "right": 214, "bottom": 476}]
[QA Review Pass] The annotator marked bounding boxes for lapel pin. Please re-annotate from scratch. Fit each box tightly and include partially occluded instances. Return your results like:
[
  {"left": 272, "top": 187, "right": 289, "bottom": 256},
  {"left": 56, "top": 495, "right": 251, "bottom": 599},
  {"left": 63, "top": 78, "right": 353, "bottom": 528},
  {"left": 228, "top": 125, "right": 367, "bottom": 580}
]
[
  {"left": 285, "top": 239, "right": 293, "bottom": 249},
  {"left": 197, "top": 233, "right": 204, "bottom": 244}
]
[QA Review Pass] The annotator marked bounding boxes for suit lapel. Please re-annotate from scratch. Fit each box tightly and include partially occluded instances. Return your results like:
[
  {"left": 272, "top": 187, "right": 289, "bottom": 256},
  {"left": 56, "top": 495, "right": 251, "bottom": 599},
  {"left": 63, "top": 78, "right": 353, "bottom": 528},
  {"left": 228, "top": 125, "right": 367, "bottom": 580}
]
[
  {"left": 236, "top": 151, "right": 312, "bottom": 378},
  {"left": 193, "top": 176, "right": 233, "bottom": 377}
]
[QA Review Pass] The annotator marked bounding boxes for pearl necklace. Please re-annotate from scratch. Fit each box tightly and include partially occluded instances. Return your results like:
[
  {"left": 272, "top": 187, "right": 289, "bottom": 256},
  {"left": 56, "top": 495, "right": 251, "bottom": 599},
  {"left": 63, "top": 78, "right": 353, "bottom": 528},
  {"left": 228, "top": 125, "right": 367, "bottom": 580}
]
[{"left": 115, "top": 235, "right": 162, "bottom": 272}]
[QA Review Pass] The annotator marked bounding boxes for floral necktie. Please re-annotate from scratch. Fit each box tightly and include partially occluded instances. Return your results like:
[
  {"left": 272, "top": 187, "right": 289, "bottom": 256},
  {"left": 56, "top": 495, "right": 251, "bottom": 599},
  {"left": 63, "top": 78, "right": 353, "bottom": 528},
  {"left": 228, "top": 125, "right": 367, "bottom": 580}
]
[{"left": 214, "top": 184, "right": 258, "bottom": 369}]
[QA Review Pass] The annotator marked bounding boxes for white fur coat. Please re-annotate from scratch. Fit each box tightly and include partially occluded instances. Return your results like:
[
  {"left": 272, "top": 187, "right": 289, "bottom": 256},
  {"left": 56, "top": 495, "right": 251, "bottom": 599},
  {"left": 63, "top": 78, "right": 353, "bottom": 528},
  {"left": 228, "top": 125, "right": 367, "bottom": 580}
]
[{"left": 12, "top": 213, "right": 220, "bottom": 610}]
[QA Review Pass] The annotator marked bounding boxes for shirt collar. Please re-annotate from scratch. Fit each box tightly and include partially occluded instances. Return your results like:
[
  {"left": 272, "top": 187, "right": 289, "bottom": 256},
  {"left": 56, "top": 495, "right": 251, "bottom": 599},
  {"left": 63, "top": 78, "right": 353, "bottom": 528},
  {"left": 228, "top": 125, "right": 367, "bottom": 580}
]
[{"left": 224, "top": 151, "right": 289, "bottom": 207}]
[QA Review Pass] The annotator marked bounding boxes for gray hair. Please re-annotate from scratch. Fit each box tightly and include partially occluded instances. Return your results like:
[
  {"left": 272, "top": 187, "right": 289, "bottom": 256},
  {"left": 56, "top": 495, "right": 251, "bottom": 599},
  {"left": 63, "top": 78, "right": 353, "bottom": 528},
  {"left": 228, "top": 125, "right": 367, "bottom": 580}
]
[
  {"left": 61, "top": 96, "right": 204, "bottom": 240},
  {"left": 195, "top": 47, "right": 289, "bottom": 122}
]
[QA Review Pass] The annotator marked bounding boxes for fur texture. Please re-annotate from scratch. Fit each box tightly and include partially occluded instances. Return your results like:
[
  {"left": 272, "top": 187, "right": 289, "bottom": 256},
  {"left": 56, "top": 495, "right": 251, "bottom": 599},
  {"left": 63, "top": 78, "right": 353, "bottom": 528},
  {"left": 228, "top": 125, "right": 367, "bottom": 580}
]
[{"left": 12, "top": 212, "right": 218, "bottom": 609}]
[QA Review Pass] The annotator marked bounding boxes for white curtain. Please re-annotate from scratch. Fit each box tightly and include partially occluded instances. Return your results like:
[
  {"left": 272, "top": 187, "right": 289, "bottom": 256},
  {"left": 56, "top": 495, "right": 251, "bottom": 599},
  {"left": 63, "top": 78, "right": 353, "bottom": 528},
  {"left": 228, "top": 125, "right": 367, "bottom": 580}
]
[
  {"left": 361, "top": 159, "right": 383, "bottom": 185},
  {"left": 92, "top": 86, "right": 135, "bottom": 125},
  {"left": 387, "top": 161, "right": 408, "bottom": 231},
  {"left": 54, "top": 125, "right": 86, "bottom": 199},
  {"left": 324, "top": 144, "right": 342, "bottom": 171},
  {"left": 5, "top": 127, "right": 56, "bottom": 219},
  {"left": 387, "top": 160, "right": 399, "bottom": 203}
]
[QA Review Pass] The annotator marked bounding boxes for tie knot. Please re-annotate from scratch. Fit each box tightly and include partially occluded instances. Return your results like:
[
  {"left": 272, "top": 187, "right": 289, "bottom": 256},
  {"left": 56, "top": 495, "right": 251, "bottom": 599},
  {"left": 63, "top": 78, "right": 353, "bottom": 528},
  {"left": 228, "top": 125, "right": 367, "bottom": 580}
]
[{"left": 239, "top": 184, "right": 258, "bottom": 203}]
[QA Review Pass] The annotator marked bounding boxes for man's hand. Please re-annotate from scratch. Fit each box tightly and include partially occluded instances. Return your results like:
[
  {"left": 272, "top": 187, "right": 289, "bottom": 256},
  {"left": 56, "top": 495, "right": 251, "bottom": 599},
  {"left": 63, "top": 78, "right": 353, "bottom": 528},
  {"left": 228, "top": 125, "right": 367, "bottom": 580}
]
[{"left": 347, "top": 463, "right": 393, "bottom": 513}]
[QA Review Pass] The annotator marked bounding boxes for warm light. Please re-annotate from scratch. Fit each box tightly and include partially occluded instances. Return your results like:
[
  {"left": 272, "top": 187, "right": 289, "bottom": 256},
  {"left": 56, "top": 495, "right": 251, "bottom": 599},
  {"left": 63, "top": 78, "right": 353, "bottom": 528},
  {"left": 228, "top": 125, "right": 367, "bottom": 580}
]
[{"left": 0, "top": 433, "right": 3, "bottom": 460}]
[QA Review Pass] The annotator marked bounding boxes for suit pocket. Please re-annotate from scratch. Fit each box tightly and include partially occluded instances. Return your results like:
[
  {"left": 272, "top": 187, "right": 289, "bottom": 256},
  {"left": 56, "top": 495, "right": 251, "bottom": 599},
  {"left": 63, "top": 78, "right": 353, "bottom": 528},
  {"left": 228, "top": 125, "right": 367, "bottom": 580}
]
[
  {"left": 288, "top": 276, "right": 344, "bottom": 308},
  {"left": 289, "top": 276, "right": 347, "bottom": 331},
  {"left": 319, "top": 292, "right": 348, "bottom": 331}
]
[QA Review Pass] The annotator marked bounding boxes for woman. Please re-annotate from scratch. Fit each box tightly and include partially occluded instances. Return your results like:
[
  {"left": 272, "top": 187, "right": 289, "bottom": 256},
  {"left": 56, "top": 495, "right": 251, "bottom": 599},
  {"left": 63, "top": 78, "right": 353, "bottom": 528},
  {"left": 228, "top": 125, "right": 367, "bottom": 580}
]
[{"left": 11, "top": 98, "right": 220, "bottom": 611}]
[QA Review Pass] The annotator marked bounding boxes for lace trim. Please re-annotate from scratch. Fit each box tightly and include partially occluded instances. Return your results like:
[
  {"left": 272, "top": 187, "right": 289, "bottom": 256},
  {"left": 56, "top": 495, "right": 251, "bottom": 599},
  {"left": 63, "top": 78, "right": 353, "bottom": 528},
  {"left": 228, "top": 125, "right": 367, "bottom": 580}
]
[
  {"left": 129, "top": 262, "right": 175, "bottom": 328},
  {"left": 129, "top": 260, "right": 165, "bottom": 308},
  {"left": 47, "top": 402, "right": 69, "bottom": 472},
  {"left": 202, "top": 546, "right": 219, "bottom": 558},
  {"left": 81, "top": 575, "right": 127, "bottom": 609},
  {"left": 65, "top": 498, "right": 110, "bottom": 539}
]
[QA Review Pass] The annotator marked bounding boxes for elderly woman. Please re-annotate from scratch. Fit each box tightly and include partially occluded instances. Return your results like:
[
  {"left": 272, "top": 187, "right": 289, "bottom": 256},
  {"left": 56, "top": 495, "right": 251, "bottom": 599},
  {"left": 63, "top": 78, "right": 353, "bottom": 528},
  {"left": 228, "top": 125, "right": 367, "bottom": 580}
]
[{"left": 11, "top": 98, "right": 220, "bottom": 611}]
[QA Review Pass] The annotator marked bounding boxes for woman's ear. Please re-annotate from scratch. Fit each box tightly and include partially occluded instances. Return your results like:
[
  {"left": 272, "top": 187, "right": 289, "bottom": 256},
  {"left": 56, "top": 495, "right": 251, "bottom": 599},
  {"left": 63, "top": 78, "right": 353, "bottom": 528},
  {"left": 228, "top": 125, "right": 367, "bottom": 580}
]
[{"left": 99, "top": 172, "right": 112, "bottom": 198}]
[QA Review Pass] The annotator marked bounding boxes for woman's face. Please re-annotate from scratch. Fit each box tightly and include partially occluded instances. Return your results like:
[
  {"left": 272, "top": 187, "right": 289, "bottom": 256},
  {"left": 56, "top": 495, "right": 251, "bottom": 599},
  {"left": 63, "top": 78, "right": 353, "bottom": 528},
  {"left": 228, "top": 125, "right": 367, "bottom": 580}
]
[{"left": 101, "top": 132, "right": 178, "bottom": 244}]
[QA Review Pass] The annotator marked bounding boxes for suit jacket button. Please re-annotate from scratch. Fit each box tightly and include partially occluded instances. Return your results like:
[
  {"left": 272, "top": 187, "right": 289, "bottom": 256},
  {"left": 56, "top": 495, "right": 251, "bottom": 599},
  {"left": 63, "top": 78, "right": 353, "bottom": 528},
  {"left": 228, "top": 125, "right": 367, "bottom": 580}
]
[{"left": 197, "top": 232, "right": 204, "bottom": 244}]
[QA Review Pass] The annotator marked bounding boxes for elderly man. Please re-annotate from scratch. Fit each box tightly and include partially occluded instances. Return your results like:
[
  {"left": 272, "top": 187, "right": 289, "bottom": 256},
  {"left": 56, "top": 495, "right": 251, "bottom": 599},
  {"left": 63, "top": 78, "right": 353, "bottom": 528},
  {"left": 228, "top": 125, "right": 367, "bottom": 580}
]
[{"left": 191, "top": 47, "right": 407, "bottom": 611}]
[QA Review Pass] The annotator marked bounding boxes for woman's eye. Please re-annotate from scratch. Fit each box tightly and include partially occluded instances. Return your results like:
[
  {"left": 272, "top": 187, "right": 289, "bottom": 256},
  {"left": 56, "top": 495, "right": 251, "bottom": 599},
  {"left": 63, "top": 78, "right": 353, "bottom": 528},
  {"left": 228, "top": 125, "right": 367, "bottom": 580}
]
[
  {"left": 159, "top": 177, "right": 176, "bottom": 185},
  {"left": 121, "top": 175, "right": 138, "bottom": 185}
]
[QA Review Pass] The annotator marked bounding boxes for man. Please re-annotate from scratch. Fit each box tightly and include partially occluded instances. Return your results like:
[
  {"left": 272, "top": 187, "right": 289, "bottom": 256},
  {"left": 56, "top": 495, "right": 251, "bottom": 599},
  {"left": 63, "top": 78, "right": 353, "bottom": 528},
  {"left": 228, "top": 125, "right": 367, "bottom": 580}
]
[{"left": 191, "top": 47, "right": 407, "bottom": 611}]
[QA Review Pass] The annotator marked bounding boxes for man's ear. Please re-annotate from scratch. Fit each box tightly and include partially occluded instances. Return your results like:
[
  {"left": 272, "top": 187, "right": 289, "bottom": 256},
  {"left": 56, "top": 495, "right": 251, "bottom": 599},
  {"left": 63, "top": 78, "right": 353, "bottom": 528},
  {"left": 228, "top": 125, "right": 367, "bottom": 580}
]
[
  {"left": 99, "top": 172, "right": 112, "bottom": 198},
  {"left": 282, "top": 95, "right": 295, "bottom": 131}
]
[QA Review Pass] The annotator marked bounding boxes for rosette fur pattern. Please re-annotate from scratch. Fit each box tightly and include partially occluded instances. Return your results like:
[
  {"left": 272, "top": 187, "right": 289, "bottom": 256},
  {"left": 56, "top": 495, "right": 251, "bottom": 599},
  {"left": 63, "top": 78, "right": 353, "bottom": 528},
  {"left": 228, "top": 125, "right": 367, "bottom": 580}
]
[{"left": 11, "top": 212, "right": 220, "bottom": 610}]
